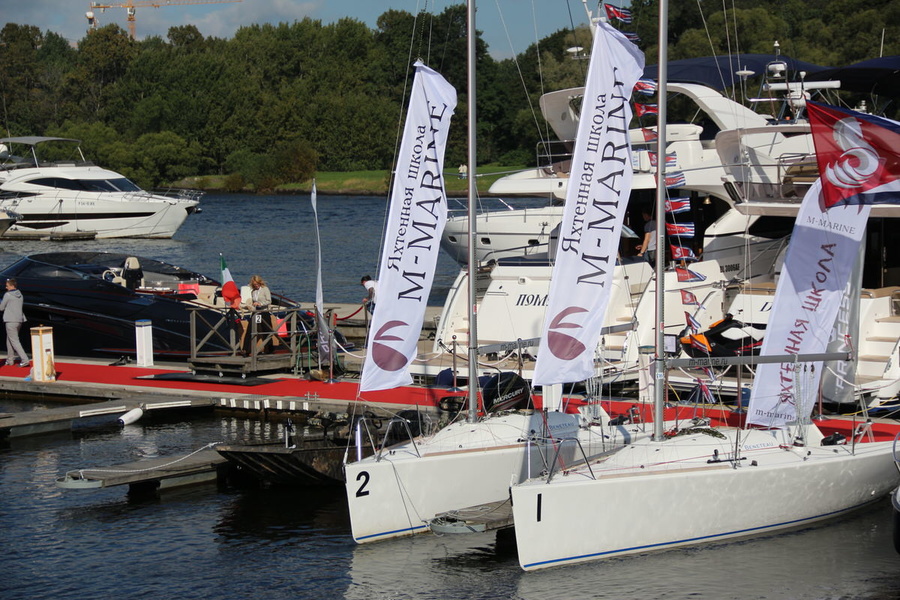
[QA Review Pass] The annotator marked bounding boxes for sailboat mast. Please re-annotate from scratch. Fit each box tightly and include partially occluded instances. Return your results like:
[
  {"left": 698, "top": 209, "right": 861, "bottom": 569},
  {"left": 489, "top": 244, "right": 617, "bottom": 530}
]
[
  {"left": 653, "top": 0, "right": 668, "bottom": 440},
  {"left": 466, "top": 0, "right": 479, "bottom": 424}
]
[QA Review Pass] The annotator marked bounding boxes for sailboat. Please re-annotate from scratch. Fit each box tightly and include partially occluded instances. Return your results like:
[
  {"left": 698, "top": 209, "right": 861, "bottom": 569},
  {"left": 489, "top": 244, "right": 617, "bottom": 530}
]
[
  {"left": 343, "top": 9, "right": 651, "bottom": 544},
  {"left": 508, "top": 3, "right": 900, "bottom": 571}
]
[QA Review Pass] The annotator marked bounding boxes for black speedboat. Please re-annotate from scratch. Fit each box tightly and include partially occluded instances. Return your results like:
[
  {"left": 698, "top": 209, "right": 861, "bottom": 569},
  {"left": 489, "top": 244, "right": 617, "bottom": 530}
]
[{"left": 0, "top": 251, "right": 307, "bottom": 359}]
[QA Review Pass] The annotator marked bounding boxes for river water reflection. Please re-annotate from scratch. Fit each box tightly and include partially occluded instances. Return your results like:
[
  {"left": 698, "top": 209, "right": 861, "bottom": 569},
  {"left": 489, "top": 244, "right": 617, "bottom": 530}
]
[{"left": 1, "top": 195, "right": 899, "bottom": 599}]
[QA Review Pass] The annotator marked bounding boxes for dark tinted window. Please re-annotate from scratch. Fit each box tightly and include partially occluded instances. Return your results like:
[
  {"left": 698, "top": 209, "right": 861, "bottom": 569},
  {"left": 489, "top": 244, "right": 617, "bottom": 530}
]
[
  {"left": 747, "top": 216, "right": 795, "bottom": 240},
  {"left": 17, "top": 263, "right": 84, "bottom": 280},
  {"left": 25, "top": 176, "right": 142, "bottom": 192},
  {"left": 26, "top": 177, "right": 86, "bottom": 190}
]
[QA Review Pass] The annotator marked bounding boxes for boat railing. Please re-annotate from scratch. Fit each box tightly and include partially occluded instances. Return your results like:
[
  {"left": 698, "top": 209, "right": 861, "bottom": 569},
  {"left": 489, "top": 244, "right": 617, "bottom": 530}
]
[
  {"left": 446, "top": 196, "right": 517, "bottom": 215},
  {"left": 152, "top": 187, "right": 205, "bottom": 203},
  {"left": 542, "top": 436, "right": 598, "bottom": 483},
  {"left": 187, "top": 305, "right": 311, "bottom": 374},
  {"left": 351, "top": 416, "right": 382, "bottom": 462},
  {"left": 535, "top": 139, "right": 573, "bottom": 176},
  {"left": 722, "top": 151, "right": 818, "bottom": 204},
  {"left": 371, "top": 415, "right": 421, "bottom": 462},
  {"left": 892, "top": 431, "right": 900, "bottom": 465}
]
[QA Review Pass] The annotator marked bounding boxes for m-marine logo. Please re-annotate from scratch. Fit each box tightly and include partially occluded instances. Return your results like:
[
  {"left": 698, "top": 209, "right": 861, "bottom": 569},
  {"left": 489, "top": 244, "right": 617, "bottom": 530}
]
[
  {"left": 370, "top": 320, "right": 410, "bottom": 371},
  {"left": 823, "top": 117, "right": 880, "bottom": 193},
  {"left": 807, "top": 101, "right": 900, "bottom": 209},
  {"left": 545, "top": 306, "right": 588, "bottom": 360}
]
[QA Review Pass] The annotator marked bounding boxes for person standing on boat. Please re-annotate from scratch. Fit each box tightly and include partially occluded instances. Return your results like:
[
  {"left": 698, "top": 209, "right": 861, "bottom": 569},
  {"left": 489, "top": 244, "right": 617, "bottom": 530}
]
[
  {"left": 1, "top": 278, "right": 29, "bottom": 368},
  {"left": 244, "top": 275, "right": 275, "bottom": 354},
  {"left": 246, "top": 275, "right": 271, "bottom": 310},
  {"left": 361, "top": 275, "right": 377, "bottom": 314},
  {"left": 636, "top": 208, "right": 657, "bottom": 264}
]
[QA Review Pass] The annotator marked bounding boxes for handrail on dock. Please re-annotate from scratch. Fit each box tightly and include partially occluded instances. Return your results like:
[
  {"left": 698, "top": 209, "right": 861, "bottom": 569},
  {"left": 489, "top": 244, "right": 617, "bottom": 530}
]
[{"left": 187, "top": 306, "right": 319, "bottom": 375}]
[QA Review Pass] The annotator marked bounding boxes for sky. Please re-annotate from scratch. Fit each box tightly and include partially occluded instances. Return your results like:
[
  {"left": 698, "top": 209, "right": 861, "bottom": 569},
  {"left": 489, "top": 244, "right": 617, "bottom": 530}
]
[{"left": 4, "top": 0, "right": 599, "bottom": 59}]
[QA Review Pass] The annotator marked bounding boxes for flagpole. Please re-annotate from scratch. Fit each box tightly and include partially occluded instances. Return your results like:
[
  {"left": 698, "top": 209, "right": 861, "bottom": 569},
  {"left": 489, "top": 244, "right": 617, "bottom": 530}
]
[
  {"left": 653, "top": 0, "right": 668, "bottom": 441},
  {"left": 465, "top": 0, "right": 480, "bottom": 424}
]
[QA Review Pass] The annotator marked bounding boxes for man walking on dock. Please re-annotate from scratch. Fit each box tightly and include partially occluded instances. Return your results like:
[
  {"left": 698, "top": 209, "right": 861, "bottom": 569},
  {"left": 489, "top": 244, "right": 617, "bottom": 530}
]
[{"left": 1, "top": 278, "right": 29, "bottom": 367}]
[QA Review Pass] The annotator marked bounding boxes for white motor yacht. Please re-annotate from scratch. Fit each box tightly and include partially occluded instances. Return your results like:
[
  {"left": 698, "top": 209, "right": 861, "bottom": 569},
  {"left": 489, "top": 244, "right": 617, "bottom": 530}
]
[
  {"left": 0, "top": 137, "right": 201, "bottom": 238},
  {"left": 440, "top": 54, "right": 830, "bottom": 266}
]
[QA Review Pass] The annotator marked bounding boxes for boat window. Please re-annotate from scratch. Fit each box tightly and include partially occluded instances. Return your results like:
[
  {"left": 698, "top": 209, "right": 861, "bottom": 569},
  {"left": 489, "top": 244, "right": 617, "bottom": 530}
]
[
  {"left": 68, "top": 264, "right": 109, "bottom": 276},
  {"left": 26, "top": 177, "right": 88, "bottom": 191},
  {"left": 17, "top": 263, "right": 84, "bottom": 280},
  {"left": 79, "top": 179, "right": 121, "bottom": 192},
  {"left": 60, "top": 178, "right": 141, "bottom": 192},
  {"left": 106, "top": 178, "right": 142, "bottom": 192},
  {"left": 747, "top": 216, "right": 794, "bottom": 240}
]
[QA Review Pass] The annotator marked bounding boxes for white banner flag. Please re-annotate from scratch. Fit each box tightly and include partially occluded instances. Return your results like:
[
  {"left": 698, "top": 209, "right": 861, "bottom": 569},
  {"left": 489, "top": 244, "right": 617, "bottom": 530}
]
[
  {"left": 310, "top": 181, "right": 332, "bottom": 364},
  {"left": 532, "top": 22, "right": 644, "bottom": 386},
  {"left": 360, "top": 62, "right": 457, "bottom": 392},
  {"left": 748, "top": 102, "right": 900, "bottom": 427},
  {"left": 747, "top": 179, "right": 870, "bottom": 427}
]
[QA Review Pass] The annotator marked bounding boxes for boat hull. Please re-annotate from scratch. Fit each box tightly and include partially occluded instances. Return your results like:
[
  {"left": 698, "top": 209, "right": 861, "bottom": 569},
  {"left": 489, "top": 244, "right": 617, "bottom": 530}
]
[
  {"left": 344, "top": 411, "right": 629, "bottom": 543},
  {"left": 511, "top": 427, "right": 900, "bottom": 570},
  {"left": 0, "top": 252, "right": 289, "bottom": 358},
  {"left": 6, "top": 193, "right": 196, "bottom": 239}
]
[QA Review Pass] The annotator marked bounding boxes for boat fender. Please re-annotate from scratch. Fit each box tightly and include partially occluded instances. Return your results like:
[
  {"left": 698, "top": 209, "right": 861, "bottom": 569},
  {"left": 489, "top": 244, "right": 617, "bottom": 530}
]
[
  {"left": 608, "top": 414, "right": 630, "bottom": 426},
  {"left": 117, "top": 407, "right": 144, "bottom": 426},
  {"left": 439, "top": 395, "right": 467, "bottom": 415},
  {"left": 820, "top": 432, "right": 846, "bottom": 446}
]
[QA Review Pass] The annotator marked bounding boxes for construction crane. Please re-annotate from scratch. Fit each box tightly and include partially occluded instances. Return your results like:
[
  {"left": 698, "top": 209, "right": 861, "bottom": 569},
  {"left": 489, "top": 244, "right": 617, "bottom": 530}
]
[{"left": 85, "top": 0, "right": 242, "bottom": 40}]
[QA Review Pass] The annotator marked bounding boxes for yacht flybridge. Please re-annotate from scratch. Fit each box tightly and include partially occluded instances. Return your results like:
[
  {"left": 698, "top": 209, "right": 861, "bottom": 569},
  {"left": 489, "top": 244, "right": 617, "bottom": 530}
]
[
  {"left": 0, "top": 137, "right": 201, "bottom": 238},
  {"left": 440, "top": 54, "right": 832, "bottom": 266}
]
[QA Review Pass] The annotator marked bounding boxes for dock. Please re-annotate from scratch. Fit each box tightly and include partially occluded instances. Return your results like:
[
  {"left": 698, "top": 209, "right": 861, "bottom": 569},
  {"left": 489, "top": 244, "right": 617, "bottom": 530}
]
[
  {"left": 56, "top": 446, "right": 227, "bottom": 494},
  {"left": 0, "top": 346, "right": 452, "bottom": 443},
  {"left": 429, "top": 498, "right": 514, "bottom": 534},
  {"left": 0, "top": 305, "right": 452, "bottom": 493},
  {"left": 0, "top": 395, "right": 215, "bottom": 439}
]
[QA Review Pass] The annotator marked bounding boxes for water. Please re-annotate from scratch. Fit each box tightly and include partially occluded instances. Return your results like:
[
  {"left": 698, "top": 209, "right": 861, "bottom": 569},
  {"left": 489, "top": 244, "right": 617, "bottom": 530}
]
[
  {"left": 1, "top": 401, "right": 899, "bottom": 600},
  {"left": 0, "top": 193, "right": 548, "bottom": 307},
  {"left": 2, "top": 195, "right": 900, "bottom": 599},
  {"left": 0, "top": 194, "right": 454, "bottom": 307}
]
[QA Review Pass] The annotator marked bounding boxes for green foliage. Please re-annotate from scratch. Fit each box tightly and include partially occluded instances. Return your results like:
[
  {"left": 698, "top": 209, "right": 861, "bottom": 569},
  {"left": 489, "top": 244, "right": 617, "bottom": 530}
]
[
  {"left": 271, "top": 139, "right": 317, "bottom": 183},
  {"left": 2, "top": 1, "right": 898, "bottom": 185},
  {"left": 223, "top": 172, "right": 246, "bottom": 192}
]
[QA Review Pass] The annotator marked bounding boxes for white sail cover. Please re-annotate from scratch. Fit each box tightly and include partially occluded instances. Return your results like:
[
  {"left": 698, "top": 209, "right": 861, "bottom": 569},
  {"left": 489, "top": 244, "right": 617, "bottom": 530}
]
[
  {"left": 360, "top": 62, "right": 456, "bottom": 392},
  {"left": 533, "top": 22, "right": 644, "bottom": 386},
  {"left": 748, "top": 102, "right": 900, "bottom": 426}
]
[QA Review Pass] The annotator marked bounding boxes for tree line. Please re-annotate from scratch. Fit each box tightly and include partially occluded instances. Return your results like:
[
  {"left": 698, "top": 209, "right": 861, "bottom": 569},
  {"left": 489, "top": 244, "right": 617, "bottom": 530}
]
[{"left": 0, "top": 1, "right": 896, "bottom": 190}]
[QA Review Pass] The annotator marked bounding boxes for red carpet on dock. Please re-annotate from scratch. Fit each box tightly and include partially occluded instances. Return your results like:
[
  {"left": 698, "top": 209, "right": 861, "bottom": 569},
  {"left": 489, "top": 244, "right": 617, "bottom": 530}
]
[{"left": 0, "top": 361, "right": 453, "bottom": 409}]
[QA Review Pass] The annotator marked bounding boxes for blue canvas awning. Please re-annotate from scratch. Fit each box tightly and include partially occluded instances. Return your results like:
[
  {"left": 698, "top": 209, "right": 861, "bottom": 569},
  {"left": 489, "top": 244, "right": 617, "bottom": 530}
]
[
  {"left": 643, "top": 54, "right": 829, "bottom": 92},
  {"left": 805, "top": 56, "right": 900, "bottom": 97}
]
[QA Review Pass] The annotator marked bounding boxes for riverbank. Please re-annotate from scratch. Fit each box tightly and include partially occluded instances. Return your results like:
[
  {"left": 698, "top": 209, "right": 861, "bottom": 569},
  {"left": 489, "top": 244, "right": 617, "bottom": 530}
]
[{"left": 174, "top": 165, "right": 528, "bottom": 196}]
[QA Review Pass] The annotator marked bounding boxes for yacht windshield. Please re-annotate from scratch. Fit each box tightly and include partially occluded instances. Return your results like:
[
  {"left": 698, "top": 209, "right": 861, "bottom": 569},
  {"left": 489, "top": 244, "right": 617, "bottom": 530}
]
[
  {"left": 27, "top": 176, "right": 143, "bottom": 192},
  {"left": 81, "top": 178, "right": 142, "bottom": 192}
]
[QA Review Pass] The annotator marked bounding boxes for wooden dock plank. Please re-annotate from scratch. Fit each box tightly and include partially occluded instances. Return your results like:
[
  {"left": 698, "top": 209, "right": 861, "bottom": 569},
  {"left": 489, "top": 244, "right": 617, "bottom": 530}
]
[
  {"left": 430, "top": 498, "right": 514, "bottom": 534},
  {"left": 0, "top": 396, "right": 216, "bottom": 439},
  {"left": 57, "top": 447, "right": 226, "bottom": 491}
]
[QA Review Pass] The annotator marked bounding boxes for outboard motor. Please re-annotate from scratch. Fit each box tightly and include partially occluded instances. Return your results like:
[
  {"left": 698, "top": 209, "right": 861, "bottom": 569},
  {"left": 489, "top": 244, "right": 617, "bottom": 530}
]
[{"left": 482, "top": 372, "right": 532, "bottom": 412}]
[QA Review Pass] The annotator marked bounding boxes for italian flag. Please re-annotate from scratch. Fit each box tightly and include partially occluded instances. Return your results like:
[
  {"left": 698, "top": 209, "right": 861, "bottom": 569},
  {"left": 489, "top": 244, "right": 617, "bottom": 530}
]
[{"left": 220, "top": 254, "right": 240, "bottom": 305}]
